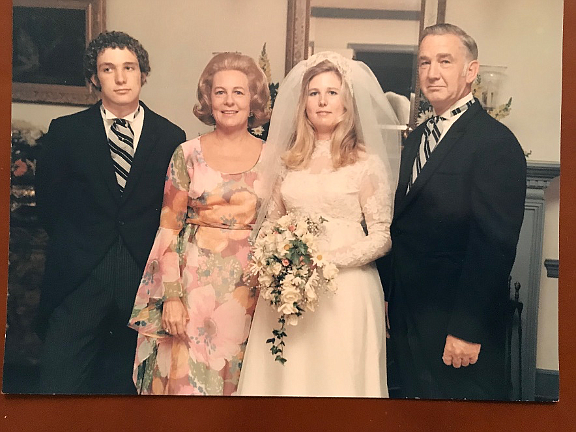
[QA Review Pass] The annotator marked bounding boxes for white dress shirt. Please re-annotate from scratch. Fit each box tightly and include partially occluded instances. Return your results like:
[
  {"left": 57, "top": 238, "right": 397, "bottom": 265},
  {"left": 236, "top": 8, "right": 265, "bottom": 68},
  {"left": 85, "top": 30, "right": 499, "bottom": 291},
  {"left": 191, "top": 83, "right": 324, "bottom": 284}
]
[
  {"left": 434, "top": 92, "right": 474, "bottom": 145},
  {"left": 100, "top": 104, "right": 145, "bottom": 152}
]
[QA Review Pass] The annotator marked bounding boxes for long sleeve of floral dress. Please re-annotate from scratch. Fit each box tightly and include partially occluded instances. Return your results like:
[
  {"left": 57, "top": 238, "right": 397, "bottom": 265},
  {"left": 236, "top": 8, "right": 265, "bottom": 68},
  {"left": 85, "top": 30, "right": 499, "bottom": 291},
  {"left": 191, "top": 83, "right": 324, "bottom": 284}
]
[{"left": 129, "top": 145, "right": 190, "bottom": 335}]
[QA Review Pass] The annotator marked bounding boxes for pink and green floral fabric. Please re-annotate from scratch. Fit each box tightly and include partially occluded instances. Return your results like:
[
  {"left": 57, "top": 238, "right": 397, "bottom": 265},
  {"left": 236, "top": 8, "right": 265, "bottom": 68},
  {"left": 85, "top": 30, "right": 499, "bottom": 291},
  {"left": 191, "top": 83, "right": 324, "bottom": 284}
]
[{"left": 128, "top": 137, "right": 263, "bottom": 395}]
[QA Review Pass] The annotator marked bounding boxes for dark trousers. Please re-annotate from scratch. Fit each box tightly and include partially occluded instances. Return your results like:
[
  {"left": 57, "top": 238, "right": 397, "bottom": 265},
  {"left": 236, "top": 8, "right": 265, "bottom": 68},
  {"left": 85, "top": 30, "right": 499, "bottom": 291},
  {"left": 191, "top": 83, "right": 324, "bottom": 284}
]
[
  {"left": 389, "top": 318, "right": 507, "bottom": 400},
  {"left": 39, "top": 239, "right": 142, "bottom": 394}
]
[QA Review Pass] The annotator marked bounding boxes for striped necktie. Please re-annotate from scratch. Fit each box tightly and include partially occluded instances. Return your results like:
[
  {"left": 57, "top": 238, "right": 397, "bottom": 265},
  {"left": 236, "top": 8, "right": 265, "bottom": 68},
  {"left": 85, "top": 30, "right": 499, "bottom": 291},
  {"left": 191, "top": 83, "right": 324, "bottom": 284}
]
[
  {"left": 407, "top": 99, "right": 475, "bottom": 193},
  {"left": 108, "top": 118, "right": 134, "bottom": 193}
]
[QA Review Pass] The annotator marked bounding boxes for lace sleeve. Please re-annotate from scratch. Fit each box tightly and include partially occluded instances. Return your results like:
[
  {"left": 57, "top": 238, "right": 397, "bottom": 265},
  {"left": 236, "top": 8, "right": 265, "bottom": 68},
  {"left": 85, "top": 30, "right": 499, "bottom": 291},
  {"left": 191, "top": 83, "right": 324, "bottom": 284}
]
[{"left": 328, "top": 155, "right": 393, "bottom": 267}]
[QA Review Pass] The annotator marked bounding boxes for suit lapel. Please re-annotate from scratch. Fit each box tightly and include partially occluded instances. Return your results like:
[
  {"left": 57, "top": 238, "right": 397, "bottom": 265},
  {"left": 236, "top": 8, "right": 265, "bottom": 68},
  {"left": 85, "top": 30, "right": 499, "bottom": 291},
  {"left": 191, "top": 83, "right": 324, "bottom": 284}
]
[
  {"left": 84, "top": 102, "right": 122, "bottom": 202},
  {"left": 394, "top": 125, "right": 423, "bottom": 216},
  {"left": 394, "top": 101, "right": 483, "bottom": 218},
  {"left": 121, "top": 103, "right": 158, "bottom": 202}
]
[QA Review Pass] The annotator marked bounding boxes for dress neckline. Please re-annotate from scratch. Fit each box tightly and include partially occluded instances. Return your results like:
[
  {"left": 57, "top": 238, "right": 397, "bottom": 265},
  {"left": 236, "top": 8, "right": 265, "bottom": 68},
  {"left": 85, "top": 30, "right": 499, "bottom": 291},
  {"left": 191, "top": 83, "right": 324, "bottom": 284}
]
[
  {"left": 312, "top": 139, "right": 331, "bottom": 158},
  {"left": 197, "top": 136, "right": 264, "bottom": 175}
]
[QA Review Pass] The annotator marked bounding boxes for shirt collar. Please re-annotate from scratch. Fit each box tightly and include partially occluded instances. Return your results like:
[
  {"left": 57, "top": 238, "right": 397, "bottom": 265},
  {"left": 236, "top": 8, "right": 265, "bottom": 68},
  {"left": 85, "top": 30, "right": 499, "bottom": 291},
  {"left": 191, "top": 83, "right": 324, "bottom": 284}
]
[
  {"left": 100, "top": 104, "right": 142, "bottom": 122},
  {"left": 436, "top": 93, "right": 474, "bottom": 118}
]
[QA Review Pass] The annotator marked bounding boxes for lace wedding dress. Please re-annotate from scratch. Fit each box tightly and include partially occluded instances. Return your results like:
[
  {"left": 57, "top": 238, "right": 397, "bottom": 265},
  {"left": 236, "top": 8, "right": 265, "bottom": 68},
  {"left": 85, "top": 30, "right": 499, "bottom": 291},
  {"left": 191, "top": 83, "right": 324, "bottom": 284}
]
[{"left": 237, "top": 140, "right": 392, "bottom": 397}]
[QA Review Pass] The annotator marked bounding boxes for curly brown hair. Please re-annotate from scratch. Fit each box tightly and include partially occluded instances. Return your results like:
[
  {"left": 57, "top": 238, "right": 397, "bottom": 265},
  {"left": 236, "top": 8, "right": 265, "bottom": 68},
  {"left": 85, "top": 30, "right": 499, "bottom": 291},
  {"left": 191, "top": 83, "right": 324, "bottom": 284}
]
[
  {"left": 193, "top": 52, "right": 270, "bottom": 128},
  {"left": 84, "top": 31, "right": 150, "bottom": 90}
]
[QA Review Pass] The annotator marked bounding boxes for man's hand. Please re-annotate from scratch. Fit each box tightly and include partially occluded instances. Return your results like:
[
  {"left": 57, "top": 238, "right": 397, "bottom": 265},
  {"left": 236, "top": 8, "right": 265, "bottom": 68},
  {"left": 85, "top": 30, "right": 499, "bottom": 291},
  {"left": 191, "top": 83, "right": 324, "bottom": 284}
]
[
  {"left": 162, "top": 298, "right": 189, "bottom": 340},
  {"left": 442, "top": 334, "right": 481, "bottom": 368}
]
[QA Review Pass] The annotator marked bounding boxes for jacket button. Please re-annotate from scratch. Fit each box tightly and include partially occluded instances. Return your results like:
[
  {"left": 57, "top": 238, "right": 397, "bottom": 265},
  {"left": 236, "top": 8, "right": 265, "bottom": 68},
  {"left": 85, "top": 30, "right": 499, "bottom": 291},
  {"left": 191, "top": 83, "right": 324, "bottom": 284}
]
[{"left": 118, "top": 220, "right": 125, "bottom": 226}]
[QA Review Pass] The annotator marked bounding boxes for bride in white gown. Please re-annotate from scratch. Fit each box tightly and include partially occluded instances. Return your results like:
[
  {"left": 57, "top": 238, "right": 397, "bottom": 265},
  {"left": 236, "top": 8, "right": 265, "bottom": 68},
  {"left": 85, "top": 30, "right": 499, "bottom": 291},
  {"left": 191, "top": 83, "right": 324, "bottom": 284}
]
[{"left": 238, "top": 52, "right": 401, "bottom": 397}]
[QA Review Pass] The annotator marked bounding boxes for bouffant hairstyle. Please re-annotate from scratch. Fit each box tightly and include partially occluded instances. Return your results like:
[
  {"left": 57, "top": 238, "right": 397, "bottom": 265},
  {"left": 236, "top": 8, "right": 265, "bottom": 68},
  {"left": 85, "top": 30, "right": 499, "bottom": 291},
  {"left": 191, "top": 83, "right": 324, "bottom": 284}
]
[
  {"left": 193, "top": 52, "right": 271, "bottom": 128},
  {"left": 283, "top": 60, "right": 363, "bottom": 170},
  {"left": 84, "top": 31, "right": 150, "bottom": 90}
]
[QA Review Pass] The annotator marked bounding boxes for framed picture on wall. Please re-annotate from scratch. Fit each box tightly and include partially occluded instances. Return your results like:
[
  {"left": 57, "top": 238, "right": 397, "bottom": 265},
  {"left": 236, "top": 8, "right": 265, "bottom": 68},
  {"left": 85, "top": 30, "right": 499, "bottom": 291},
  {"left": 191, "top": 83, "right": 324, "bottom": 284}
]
[{"left": 12, "top": 0, "right": 105, "bottom": 106}]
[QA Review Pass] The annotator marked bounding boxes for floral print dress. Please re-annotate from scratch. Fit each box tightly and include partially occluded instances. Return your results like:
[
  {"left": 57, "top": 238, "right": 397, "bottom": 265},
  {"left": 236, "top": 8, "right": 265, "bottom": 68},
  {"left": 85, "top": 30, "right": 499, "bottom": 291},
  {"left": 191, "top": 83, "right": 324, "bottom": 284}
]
[{"left": 129, "top": 136, "right": 264, "bottom": 395}]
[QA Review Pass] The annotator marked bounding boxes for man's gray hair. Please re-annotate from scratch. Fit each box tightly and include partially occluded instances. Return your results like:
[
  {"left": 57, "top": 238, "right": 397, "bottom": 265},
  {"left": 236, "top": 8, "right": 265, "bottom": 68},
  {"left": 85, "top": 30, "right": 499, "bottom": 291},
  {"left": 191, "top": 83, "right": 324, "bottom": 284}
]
[{"left": 420, "top": 23, "right": 478, "bottom": 61}]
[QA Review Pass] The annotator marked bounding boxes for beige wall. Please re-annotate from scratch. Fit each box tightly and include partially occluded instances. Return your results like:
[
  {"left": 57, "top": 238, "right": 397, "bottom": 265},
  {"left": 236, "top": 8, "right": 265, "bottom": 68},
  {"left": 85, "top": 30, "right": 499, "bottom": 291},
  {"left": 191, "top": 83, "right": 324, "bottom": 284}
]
[
  {"left": 12, "top": 0, "right": 288, "bottom": 137},
  {"left": 310, "top": 17, "right": 420, "bottom": 53},
  {"left": 446, "top": 0, "right": 562, "bottom": 163},
  {"left": 537, "top": 177, "right": 559, "bottom": 370},
  {"left": 446, "top": 0, "right": 562, "bottom": 371}
]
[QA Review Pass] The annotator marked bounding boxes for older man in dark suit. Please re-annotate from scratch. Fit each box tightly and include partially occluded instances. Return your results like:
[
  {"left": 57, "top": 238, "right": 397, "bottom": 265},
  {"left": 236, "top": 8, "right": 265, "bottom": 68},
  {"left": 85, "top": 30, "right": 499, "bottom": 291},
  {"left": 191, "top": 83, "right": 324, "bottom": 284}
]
[
  {"left": 387, "top": 23, "right": 526, "bottom": 399},
  {"left": 35, "top": 31, "right": 186, "bottom": 394}
]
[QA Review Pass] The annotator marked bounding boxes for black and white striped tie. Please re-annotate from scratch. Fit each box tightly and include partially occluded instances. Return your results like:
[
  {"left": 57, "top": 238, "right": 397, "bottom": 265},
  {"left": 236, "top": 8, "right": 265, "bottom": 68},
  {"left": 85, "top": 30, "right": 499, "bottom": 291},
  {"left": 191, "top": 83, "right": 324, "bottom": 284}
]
[
  {"left": 108, "top": 118, "right": 134, "bottom": 193},
  {"left": 407, "top": 99, "right": 474, "bottom": 193}
]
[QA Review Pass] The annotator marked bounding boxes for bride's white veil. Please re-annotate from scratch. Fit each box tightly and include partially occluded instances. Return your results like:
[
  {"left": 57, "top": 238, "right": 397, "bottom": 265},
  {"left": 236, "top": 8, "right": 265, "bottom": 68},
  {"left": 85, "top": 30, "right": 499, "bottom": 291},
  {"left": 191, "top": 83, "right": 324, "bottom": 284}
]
[{"left": 252, "top": 51, "right": 401, "bottom": 240}]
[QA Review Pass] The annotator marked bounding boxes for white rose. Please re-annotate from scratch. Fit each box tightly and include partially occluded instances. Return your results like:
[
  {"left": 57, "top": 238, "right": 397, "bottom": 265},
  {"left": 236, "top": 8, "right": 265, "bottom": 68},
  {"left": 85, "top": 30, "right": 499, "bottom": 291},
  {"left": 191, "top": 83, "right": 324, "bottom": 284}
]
[
  {"left": 257, "top": 227, "right": 271, "bottom": 241},
  {"left": 265, "top": 244, "right": 276, "bottom": 256},
  {"left": 260, "top": 219, "right": 273, "bottom": 231},
  {"left": 261, "top": 288, "right": 274, "bottom": 300},
  {"left": 285, "top": 314, "right": 299, "bottom": 326},
  {"left": 277, "top": 214, "right": 291, "bottom": 228},
  {"left": 305, "top": 302, "right": 316, "bottom": 312},
  {"left": 294, "top": 222, "right": 307, "bottom": 238},
  {"left": 322, "top": 262, "right": 339, "bottom": 280},
  {"left": 278, "top": 302, "right": 297, "bottom": 315},
  {"left": 271, "top": 262, "right": 283, "bottom": 275},
  {"left": 259, "top": 272, "right": 273, "bottom": 287},
  {"left": 301, "top": 232, "right": 315, "bottom": 246},
  {"left": 282, "top": 273, "right": 295, "bottom": 286},
  {"left": 305, "top": 284, "right": 318, "bottom": 301},
  {"left": 308, "top": 268, "right": 319, "bottom": 284},
  {"left": 281, "top": 287, "right": 302, "bottom": 304},
  {"left": 326, "top": 279, "right": 338, "bottom": 293},
  {"left": 282, "top": 230, "right": 295, "bottom": 242},
  {"left": 292, "top": 276, "right": 304, "bottom": 287}
]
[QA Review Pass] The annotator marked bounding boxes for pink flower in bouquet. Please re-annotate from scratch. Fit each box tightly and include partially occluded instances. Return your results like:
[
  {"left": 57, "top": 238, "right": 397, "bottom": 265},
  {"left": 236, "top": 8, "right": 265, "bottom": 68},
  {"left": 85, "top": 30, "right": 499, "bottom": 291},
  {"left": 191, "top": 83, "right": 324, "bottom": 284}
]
[
  {"left": 186, "top": 285, "right": 250, "bottom": 371},
  {"left": 12, "top": 160, "right": 28, "bottom": 176}
]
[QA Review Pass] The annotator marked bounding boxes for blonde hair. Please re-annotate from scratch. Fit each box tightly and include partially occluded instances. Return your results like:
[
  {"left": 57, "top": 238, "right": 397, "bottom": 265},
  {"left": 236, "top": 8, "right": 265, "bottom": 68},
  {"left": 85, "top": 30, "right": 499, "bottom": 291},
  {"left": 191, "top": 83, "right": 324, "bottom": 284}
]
[
  {"left": 283, "top": 60, "right": 363, "bottom": 170},
  {"left": 193, "top": 52, "right": 271, "bottom": 127}
]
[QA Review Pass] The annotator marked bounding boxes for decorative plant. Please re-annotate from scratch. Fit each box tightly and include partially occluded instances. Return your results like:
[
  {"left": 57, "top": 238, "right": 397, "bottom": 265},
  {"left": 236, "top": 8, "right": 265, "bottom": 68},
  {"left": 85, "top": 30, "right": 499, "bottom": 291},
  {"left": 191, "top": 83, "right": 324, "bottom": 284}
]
[
  {"left": 250, "top": 43, "right": 279, "bottom": 141},
  {"left": 11, "top": 120, "right": 43, "bottom": 183},
  {"left": 10, "top": 120, "right": 44, "bottom": 214}
]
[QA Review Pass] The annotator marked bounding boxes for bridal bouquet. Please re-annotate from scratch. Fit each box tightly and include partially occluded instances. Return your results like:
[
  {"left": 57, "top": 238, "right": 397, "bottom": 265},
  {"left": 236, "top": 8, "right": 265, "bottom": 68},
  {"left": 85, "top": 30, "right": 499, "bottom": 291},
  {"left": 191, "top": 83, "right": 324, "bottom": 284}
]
[{"left": 249, "top": 212, "right": 338, "bottom": 364}]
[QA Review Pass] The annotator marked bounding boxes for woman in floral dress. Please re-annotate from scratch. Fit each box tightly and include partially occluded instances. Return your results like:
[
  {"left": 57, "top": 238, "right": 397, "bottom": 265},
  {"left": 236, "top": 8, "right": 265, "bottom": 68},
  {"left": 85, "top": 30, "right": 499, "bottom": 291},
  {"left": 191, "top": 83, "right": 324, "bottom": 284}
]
[{"left": 128, "top": 52, "right": 270, "bottom": 395}]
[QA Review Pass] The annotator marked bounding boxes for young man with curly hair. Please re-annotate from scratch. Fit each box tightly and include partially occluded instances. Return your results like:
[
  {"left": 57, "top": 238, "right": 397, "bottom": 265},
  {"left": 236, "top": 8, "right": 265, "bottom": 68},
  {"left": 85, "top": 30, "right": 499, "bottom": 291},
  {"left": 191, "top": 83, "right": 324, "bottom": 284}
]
[{"left": 35, "top": 31, "right": 186, "bottom": 394}]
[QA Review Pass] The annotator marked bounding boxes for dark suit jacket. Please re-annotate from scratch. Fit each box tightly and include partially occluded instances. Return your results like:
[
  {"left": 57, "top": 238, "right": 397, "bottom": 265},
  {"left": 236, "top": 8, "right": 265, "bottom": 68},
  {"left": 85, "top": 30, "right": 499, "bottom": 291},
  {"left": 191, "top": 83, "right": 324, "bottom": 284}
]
[
  {"left": 35, "top": 101, "right": 186, "bottom": 331},
  {"left": 387, "top": 99, "right": 526, "bottom": 397}
]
